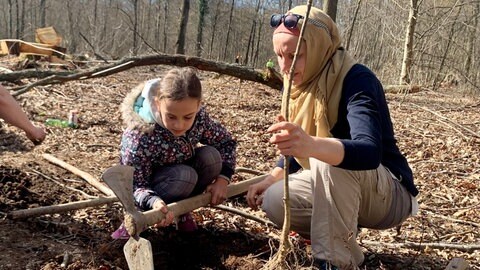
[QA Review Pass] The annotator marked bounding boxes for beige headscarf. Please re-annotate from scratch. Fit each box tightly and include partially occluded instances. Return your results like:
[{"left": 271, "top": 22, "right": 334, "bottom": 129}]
[{"left": 278, "top": 6, "right": 356, "bottom": 169}]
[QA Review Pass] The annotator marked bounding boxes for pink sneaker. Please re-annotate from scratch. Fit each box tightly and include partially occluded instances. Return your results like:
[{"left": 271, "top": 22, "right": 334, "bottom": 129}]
[
  {"left": 177, "top": 213, "right": 198, "bottom": 232},
  {"left": 111, "top": 223, "right": 130, "bottom": 240}
]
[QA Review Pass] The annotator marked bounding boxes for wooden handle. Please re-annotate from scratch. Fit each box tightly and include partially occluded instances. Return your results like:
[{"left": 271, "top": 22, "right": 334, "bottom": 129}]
[{"left": 139, "top": 174, "right": 267, "bottom": 229}]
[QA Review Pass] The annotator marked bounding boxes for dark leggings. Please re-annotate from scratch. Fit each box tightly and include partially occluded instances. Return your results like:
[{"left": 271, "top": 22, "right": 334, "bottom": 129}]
[{"left": 151, "top": 146, "right": 222, "bottom": 204}]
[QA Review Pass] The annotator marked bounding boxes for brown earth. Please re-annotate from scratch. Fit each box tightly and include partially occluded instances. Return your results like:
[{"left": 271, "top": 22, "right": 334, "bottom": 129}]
[{"left": 0, "top": 66, "right": 479, "bottom": 270}]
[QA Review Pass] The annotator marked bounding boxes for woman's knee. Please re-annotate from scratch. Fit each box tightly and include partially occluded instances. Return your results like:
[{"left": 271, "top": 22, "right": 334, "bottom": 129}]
[{"left": 262, "top": 181, "right": 285, "bottom": 225}]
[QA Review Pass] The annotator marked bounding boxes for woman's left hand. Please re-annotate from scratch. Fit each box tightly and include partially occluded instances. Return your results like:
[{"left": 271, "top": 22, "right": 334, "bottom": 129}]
[{"left": 206, "top": 177, "right": 228, "bottom": 205}]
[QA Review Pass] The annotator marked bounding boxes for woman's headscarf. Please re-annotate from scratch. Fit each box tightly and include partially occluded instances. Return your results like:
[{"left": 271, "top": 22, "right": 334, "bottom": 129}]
[{"left": 277, "top": 6, "right": 356, "bottom": 169}]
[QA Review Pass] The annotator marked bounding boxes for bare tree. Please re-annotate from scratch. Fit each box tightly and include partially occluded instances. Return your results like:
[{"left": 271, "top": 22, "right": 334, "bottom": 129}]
[
  {"left": 222, "top": 0, "right": 235, "bottom": 61},
  {"left": 176, "top": 0, "right": 190, "bottom": 54},
  {"left": 196, "top": 0, "right": 207, "bottom": 57},
  {"left": 323, "top": 0, "right": 338, "bottom": 22},
  {"left": 40, "top": 0, "right": 46, "bottom": 27},
  {"left": 132, "top": 0, "right": 139, "bottom": 55},
  {"left": 345, "top": 0, "right": 362, "bottom": 51},
  {"left": 399, "top": 0, "right": 419, "bottom": 84},
  {"left": 464, "top": 1, "right": 479, "bottom": 78},
  {"left": 208, "top": 0, "right": 221, "bottom": 59}
]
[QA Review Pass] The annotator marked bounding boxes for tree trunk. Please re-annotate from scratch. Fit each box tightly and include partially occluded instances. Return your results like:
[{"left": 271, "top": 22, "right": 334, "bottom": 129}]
[
  {"left": 132, "top": 0, "right": 139, "bottom": 55},
  {"left": 464, "top": 1, "right": 479, "bottom": 77},
  {"left": 323, "top": 0, "right": 338, "bottom": 22},
  {"left": 176, "top": 0, "right": 190, "bottom": 54},
  {"left": 433, "top": 6, "right": 462, "bottom": 90},
  {"left": 40, "top": 0, "right": 46, "bottom": 27},
  {"left": 15, "top": 0, "right": 20, "bottom": 39},
  {"left": 19, "top": 0, "right": 25, "bottom": 39},
  {"left": 8, "top": 0, "right": 13, "bottom": 37},
  {"left": 346, "top": 0, "right": 362, "bottom": 51},
  {"left": 222, "top": 0, "right": 235, "bottom": 61},
  {"left": 163, "top": 0, "right": 168, "bottom": 52},
  {"left": 66, "top": 1, "right": 77, "bottom": 53},
  {"left": 245, "top": 0, "right": 262, "bottom": 66},
  {"left": 399, "top": 0, "right": 418, "bottom": 84},
  {"left": 208, "top": 0, "right": 221, "bottom": 59},
  {"left": 196, "top": 0, "right": 207, "bottom": 57}
]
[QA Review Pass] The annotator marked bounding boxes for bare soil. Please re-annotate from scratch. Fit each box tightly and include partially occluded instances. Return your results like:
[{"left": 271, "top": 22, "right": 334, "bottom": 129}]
[{"left": 1, "top": 67, "right": 479, "bottom": 270}]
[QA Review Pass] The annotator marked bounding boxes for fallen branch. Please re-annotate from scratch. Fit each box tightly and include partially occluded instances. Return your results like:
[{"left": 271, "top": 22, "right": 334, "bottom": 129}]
[
  {"left": 42, "top": 154, "right": 115, "bottom": 197},
  {"left": 10, "top": 174, "right": 267, "bottom": 220},
  {"left": 410, "top": 103, "right": 480, "bottom": 139},
  {"left": 361, "top": 240, "right": 480, "bottom": 252},
  {"left": 422, "top": 209, "right": 480, "bottom": 228},
  {"left": 212, "top": 204, "right": 278, "bottom": 228},
  {"left": 30, "top": 168, "right": 96, "bottom": 199},
  {"left": 8, "top": 196, "right": 118, "bottom": 219},
  {"left": 3, "top": 54, "right": 283, "bottom": 96}
]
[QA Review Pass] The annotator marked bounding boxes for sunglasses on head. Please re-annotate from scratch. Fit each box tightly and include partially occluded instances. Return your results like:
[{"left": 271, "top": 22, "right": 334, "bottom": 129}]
[{"left": 270, "top": 13, "right": 304, "bottom": 29}]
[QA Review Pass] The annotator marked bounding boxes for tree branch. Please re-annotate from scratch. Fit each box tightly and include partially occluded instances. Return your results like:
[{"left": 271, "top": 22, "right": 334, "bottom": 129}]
[{"left": 1, "top": 54, "right": 283, "bottom": 96}]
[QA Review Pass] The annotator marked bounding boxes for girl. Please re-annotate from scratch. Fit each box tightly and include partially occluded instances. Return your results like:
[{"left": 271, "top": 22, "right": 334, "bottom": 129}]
[{"left": 114, "top": 67, "right": 236, "bottom": 238}]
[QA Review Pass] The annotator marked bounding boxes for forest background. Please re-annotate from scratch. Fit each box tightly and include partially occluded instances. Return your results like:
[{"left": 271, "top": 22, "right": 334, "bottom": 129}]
[{"left": 0, "top": 0, "right": 479, "bottom": 93}]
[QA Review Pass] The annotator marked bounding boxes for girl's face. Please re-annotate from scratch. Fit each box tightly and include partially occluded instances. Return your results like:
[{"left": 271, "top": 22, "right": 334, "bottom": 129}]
[
  {"left": 156, "top": 97, "right": 200, "bottom": 137},
  {"left": 272, "top": 33, "right": 307, "bottom": 86}
]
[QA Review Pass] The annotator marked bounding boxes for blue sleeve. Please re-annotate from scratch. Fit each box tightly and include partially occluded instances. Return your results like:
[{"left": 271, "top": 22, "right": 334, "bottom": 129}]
[{"left": 276, "top": 155, "right": 302, "bottom": 174}]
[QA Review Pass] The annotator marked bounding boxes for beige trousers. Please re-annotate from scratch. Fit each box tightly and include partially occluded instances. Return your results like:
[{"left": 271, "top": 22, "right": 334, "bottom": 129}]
[{"left": 262, "top": 158, "right": 412, "bottom": 269}]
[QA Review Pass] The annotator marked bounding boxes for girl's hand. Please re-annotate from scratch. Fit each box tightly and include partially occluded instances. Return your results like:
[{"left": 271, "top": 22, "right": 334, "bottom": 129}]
[
  {"left": 206, "top": 177, "right": 228, "bottom": 205},
  {"left": 152, "top": 199, "right": 175, "bottom": 228}
]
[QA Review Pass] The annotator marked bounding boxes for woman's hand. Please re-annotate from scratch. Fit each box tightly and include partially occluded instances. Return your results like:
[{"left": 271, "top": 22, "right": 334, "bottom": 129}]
[
  {"left": 268, "top": 119, "right": 315, "bottom": 159},
  {"left": 246, "top": 175, "right": 277, "bottom": 210},
  {"left": 152, "top": 199, "right": 175, "bottom": 228},
  {"left": 206, "top": 177, "right": 228, "bottom": 205}
]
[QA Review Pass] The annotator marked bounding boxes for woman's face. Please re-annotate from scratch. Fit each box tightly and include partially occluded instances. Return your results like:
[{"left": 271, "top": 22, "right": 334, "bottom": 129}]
[
  {"left": 155, "top": 97, "right": 200, "bottom": 137},
  {"left": 273, "top": 33, "right": 307, "bottom": 86}
]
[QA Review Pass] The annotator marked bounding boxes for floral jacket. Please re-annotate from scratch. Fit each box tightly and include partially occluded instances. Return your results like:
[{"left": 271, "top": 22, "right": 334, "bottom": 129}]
[{"left": 119, "top": 82, "right": 237, "bottom": 209}]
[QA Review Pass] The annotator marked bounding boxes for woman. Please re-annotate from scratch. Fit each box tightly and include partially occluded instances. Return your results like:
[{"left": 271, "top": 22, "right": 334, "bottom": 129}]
[{"left": 246, "top": 6, "right": 418, "bottom": 269}]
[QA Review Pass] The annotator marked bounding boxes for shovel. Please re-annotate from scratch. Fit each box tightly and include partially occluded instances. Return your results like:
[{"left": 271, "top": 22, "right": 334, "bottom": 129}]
[{"left": 102, "top": 165, "right": 267, "bottom": 270}]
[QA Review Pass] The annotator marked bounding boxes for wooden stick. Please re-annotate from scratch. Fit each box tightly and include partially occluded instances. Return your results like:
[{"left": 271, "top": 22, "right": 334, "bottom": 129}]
[
  {"left": 9, "top": 174, "right": 267, "bottom": 220},
  {"left": 9, "top": 196, "right": 118, "bottom": 219},
  {"left": 212, "top": 204, "right": 278, "bottom": 228},
  {"left": 361, "top": 240, "right": 480, "bottom": 252},
  {"left": 43, "top": 154, "right": 115, "bottom": 197}
]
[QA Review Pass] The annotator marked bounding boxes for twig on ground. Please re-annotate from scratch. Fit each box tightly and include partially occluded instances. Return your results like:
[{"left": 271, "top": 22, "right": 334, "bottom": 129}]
[
  {"left": 42, "top": 154, "right": 115, "bottom": 197},
  {"left": 361, "top": 240, "right": 480, "bottom": 252},
  {"left": 30, "top": 169, "right": 96, "bottom": 199},
  {"left": 212, "top": 204, "right": 278, "bottom": 228},
  {"left": 410, "top": 103, "right": 480, "bottom": 139}
]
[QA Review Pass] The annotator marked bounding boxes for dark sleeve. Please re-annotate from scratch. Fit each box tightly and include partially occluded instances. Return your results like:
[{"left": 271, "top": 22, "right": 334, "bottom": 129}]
[
  {"left": 335, "top": 73, "right": 383, "bottom": 170},
  {"left": 276, "top": 155, "right": 302, "bottom": 174}
]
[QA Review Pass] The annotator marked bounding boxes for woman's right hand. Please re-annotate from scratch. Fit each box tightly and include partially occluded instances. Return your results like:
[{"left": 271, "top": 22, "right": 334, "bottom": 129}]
[
  {"left": 246, "top": 176, "right": 276, "bottom": 210},
  {"left": 152, "top": 199, "right": 175, "bottom": 228}
]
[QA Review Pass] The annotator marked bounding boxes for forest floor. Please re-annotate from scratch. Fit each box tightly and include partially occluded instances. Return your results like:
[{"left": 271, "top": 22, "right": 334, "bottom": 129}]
[{"left": 0, "top": 66, "right": 479, "bottom": 270}]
